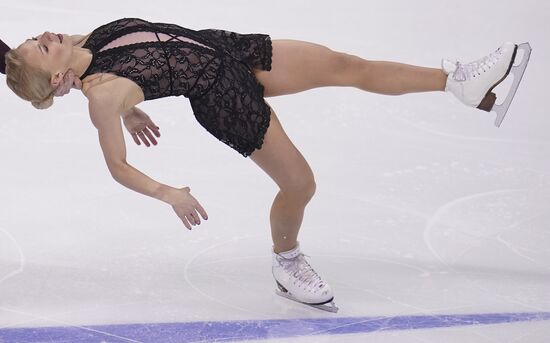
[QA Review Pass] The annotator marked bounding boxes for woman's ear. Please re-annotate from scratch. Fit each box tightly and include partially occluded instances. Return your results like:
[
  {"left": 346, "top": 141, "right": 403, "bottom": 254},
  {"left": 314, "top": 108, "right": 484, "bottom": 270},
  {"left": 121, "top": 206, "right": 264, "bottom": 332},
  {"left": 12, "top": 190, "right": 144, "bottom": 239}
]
[{"left": 50, "top": 71, "right": 64, "bottom": 88}]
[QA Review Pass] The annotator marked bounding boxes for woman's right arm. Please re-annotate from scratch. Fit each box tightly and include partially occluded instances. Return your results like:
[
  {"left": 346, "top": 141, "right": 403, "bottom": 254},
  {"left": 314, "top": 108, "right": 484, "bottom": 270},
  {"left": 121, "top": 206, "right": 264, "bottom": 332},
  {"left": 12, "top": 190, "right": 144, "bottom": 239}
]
[
  {"left": 56, "top": 70, "right": 160, "bottom": 146},
  {"left": 87, "top": 93, "right": 208, "bottom": 229}
]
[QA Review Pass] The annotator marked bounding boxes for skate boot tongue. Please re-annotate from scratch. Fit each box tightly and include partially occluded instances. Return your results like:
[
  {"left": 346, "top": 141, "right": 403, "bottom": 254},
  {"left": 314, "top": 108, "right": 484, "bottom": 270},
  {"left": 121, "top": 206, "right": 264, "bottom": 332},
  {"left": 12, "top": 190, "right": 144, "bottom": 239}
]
[
  {"left": 441, "top": 59, "right": 457, "bottom": 75},
  {"left": 276, "top": 246, "right": 321, "bottom": 287},
  {"left": 288, "top": 255, "right": 324, "bottom": 288},
  {"left": 276, "top": 244, "right": 302, "bottom": 259},
  {"left": 276, "top": 245, "right": 325, "bottom": 290}
]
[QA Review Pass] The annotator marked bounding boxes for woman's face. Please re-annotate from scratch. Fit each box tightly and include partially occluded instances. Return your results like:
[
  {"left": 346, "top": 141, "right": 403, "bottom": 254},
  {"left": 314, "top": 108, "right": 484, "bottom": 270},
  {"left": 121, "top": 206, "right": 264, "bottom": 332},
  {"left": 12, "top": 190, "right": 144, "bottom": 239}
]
[{"left": 17, "top": 31, "right": 72, "bottom": 86}]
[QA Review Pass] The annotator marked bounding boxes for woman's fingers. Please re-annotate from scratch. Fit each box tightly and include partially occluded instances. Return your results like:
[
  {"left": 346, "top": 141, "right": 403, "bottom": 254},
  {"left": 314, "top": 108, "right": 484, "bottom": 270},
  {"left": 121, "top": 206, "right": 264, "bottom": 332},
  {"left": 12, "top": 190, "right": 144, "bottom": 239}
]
[
  {"left": 54, "top": 70, "right": 77, "bottom": 97},
  {"left": 181, "top": 213, "right": 199, "bottom": 229},
  {"left": 54, "top": 82, "right": 70, "bottom": 96},
  {"left": 172, "top": 190, "right": 207, "bottom": 230},
  {"left": 190, "top": 210, "right": 200, "bottom": 225},
  {"left": 181, "top": 210, "right": 204, "bottom": 229},
  {"left": 73, "top": 78, "right": 83, "bottom": 90},
  {"left": 195, "top": 203, "right": 209, "bottom": 220},
  {"left": 131, "top": 127, "right": 159, "bottom": 147},
  {"left": 137, "top": 131, "right": 150, "bottom": 147},
  {"left": 147, "top": 121, "right": 161, "bottom": 138},
  {"left": 174, "top": 207, "right": 192, "bottom": 230},
  {"left": 131, "top": 133, "right": 141, "bottom": 145},
  {"left": 142, "top": 127, "right": 158, "bottom": 146},
  {"left": 181, "top": 216, "right": 192, "bottom": 230}
]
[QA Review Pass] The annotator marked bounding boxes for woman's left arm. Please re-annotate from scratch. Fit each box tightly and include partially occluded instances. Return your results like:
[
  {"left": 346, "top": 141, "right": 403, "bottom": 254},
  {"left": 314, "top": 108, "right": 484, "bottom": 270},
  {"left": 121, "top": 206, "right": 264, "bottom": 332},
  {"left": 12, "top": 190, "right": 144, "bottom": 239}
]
[
  {"left": 121, "top": 106, "right": 161, "bottom": 147},
  {"left": 89, "top": 95, "right": 168, "bottom": 199},
  {"left": 88, "top": 94, "right": 208, "bottom": 229}
]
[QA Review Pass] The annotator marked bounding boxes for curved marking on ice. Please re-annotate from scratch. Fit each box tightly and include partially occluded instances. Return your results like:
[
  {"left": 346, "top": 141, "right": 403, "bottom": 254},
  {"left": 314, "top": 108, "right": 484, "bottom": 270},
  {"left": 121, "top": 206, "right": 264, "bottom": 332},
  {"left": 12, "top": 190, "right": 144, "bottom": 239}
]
[
  {"left": 318, "top": 253, "right": 430, "bottom": 274},
  {"left": 0, "top": 227, "right": 25, "bottom": 285},
  {"left": 424, "top": 191, "right": 550, "bottom": 312},
  {"left": 183, "top": 234, "right": 273, "bottom": 318},
  {"left": 423, "top": 188, "right": 526, "bottom": 266}
]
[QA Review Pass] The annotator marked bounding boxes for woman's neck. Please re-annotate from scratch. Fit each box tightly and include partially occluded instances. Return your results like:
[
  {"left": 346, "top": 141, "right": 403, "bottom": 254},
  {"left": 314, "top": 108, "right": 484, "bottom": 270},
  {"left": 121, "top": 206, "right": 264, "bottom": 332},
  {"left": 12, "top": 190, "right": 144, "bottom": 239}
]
[{"left": 69, "top": 46, "right": 93, "bottom": 78}]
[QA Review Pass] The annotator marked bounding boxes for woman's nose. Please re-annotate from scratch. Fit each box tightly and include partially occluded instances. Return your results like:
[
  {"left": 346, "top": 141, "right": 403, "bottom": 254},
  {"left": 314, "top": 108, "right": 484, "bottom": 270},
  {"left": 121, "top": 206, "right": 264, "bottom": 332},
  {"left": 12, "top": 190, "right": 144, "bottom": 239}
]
[{"left": 39, "top": 32, "right": 52, "bottom": 43}]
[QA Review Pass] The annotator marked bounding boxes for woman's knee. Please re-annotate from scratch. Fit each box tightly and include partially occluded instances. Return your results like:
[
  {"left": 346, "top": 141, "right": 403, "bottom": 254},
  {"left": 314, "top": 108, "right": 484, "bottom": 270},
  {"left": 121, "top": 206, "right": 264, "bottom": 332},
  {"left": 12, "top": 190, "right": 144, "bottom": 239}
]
[
  {"left": 328, "top": 51, "right": 369, "bottom": 86},
  {"left": 280, "top": 170, "right": 317, "bottom": 203},
  {"left": 250, "top": 108, "right": 316, "bottom": 202}
]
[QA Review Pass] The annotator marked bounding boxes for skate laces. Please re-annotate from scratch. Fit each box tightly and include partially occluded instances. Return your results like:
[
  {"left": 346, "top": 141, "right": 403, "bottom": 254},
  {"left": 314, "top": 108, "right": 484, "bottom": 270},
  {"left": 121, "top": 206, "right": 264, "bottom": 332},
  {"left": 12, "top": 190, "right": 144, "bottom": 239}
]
[
  {"left": 277, "top": 253, "right": 325, "bottom": 292},
  {"left": 453, "top": 48, "right": 502, "bottom": 81}
]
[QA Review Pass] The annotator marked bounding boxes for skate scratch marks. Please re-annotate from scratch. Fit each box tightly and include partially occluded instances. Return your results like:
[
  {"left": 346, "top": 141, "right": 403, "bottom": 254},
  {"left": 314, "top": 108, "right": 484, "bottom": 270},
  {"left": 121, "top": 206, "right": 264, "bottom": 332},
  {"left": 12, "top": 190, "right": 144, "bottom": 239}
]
[
  {"left": 1, "top": 312, "right": 549, "bottom": 342},
  {"left": 497, "top": 234, "right": 543, "bottom": 265},
  {"left": 482, "top": 209, "right": 549, "bottom": 266},
  {"left": 0, "top": 306, "right": 143, "bottom": 343},
  {"left": 0, "top": 227, "right": 25, "bottom": 285},
  {"left": 421, "top": 188, "right": 550, "bottom": 312},
  {"left": 391, "top": 114, "right": 550, "bottom": 147},
  {"left": 423, "top": 188, "right": 526, "bottom": 266}
]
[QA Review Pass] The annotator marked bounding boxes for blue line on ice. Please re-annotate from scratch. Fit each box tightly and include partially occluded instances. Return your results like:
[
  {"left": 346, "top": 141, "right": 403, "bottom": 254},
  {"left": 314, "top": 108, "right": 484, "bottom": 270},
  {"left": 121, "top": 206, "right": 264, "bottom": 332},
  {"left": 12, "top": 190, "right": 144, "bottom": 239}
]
[{"left": 1, "top": 312, "right": 549, "bottom": 342}]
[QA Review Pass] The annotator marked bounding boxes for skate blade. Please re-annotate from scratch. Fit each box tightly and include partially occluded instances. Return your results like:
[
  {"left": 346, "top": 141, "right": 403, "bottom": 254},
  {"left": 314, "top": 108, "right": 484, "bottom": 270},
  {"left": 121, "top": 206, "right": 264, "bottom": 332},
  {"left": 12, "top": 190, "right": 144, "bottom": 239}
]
[
  {"left": 275, "top": 289, "right": 339, "bottom": 313},
  {"left": 493, "top": 42, "right": 532, "bottom": 127}
]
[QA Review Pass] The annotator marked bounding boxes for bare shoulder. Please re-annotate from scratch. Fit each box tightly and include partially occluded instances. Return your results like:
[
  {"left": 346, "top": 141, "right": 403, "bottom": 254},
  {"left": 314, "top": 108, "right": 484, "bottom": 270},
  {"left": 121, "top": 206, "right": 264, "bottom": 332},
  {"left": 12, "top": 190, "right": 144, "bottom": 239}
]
[
  {"left": 85, "top": 84, "right": 125, "bottom": 129},
  {"left": 86, "top": 84, "right": 121, "bottom": 107},
  {"left": 82, "top": 73, "right": 145, "bottom": 113}
]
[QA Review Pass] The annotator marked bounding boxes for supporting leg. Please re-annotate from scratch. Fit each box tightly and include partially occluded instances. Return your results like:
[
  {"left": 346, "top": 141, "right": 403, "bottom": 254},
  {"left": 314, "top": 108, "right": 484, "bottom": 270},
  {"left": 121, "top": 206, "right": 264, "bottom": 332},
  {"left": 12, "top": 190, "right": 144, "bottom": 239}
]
[
  {"left": 249, "top": 107, "right": 315, "bottom": 254},
  {"left": 269, "top": 188, "right": 313, "bottom": 254}
]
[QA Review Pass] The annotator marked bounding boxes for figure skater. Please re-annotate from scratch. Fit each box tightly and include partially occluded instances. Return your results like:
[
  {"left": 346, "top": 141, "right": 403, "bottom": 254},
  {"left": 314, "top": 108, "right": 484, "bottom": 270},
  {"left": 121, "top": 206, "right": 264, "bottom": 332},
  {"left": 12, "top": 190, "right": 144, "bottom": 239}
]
[{"left": 1, "top": 18, "right": 530, "bottom": 312}]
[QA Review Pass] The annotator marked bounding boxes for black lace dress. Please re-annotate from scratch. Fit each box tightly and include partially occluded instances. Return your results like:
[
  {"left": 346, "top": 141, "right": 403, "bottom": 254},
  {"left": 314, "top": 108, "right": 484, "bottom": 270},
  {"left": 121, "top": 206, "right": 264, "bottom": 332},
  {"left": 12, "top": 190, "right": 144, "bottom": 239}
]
[{"left": 79, "top": 18, "right": 273, "bottom": 157}]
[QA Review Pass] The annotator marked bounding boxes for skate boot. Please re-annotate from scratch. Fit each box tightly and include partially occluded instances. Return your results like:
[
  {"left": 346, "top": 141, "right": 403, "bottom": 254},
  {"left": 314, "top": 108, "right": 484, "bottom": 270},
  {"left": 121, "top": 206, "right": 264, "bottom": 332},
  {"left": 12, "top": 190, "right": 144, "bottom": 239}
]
[
  {"left": 442, "top": 42, "right": 532, "bottom": 127},
  {"left": 272, "top": 243, "right": 338, "bottom": 312}
]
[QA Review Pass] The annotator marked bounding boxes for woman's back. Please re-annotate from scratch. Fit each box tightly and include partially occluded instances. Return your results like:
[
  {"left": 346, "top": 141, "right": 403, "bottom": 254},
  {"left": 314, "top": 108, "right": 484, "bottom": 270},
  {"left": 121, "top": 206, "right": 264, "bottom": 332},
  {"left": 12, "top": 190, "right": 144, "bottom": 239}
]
[{"left": 80, "top": 18, "right": 223, "bottom": 102}]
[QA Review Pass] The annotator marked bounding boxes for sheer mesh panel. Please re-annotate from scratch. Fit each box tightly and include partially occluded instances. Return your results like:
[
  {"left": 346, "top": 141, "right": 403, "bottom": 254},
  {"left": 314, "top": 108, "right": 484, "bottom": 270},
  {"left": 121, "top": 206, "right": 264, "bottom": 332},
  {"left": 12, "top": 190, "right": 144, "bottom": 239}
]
[
  {"left": 99, "top": 31, "right": 213, "bottom": 52},
  {"left": 80, "top": 18, "right": 273, "bottom": 157}
]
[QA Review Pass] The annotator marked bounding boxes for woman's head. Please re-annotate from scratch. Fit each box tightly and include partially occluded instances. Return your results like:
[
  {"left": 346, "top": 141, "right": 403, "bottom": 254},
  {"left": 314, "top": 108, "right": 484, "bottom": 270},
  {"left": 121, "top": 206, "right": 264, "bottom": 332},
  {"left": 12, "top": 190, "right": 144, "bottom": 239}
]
[{"left": 5, "top": 31, "right": 71, "bottom": 109}]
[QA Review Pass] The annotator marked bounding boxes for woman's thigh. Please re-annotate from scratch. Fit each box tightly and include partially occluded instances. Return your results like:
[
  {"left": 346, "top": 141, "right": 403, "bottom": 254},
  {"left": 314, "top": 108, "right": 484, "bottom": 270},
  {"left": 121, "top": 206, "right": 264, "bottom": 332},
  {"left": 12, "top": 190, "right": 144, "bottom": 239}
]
[
  {"left": 249, "top": 106, "right": 315, "bottom": 196},
  {"left": 254, "top": 39, "right": 356, "bottom": 97}
]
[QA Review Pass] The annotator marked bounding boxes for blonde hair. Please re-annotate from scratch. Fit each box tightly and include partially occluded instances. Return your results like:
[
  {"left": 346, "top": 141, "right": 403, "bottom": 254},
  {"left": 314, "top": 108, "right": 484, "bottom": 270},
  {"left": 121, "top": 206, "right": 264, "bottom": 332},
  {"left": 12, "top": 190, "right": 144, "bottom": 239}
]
[{"left": 5, "top": 48, "right": 55, "bottom": 109}]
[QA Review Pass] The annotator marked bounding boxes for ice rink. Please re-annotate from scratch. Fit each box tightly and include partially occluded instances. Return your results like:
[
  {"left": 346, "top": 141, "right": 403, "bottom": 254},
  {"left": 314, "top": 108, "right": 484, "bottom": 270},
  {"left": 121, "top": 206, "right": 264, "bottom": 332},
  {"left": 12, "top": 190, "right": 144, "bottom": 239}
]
[{"left": 1, "top": 0, "right": 549, "bottom": 342}]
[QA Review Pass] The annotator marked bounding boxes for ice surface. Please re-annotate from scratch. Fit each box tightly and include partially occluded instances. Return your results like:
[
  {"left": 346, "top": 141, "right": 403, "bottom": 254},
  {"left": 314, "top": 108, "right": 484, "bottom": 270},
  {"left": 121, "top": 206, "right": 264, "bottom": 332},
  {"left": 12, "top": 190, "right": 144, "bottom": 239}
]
[{"left": 0, "top": 0, "right": 549, "bottom": 342}]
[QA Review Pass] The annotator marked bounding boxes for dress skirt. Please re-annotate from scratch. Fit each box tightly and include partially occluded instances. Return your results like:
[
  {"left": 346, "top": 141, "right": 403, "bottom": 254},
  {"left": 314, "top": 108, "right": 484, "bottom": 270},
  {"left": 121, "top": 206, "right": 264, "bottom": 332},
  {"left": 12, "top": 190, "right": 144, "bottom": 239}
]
[{"left": 189, "top": 29, "right": 273, "bottom": 157}]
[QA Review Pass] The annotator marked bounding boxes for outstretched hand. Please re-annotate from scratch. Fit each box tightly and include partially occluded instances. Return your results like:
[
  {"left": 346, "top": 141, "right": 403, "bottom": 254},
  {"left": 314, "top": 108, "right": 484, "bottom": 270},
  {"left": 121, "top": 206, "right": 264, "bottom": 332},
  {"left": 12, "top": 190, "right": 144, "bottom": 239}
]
[
  {"left": 54, "top": 69, "right": 82, "bottom": 97},
  {"left": 167, "top": 187, "right": 209, "bottom": 230},
  {"left": 122, "top": 107, "right": 161, "bottom": 147}
]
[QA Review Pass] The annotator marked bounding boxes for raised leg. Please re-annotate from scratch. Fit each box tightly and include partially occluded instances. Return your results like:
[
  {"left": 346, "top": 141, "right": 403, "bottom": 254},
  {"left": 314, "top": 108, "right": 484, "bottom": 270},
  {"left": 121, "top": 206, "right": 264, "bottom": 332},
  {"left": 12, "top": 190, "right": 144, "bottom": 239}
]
[
  {"left": 249, "top": 106, "right": 315, "bottom": 254},
  {"left": 254, "top": 39, "right": 447, "bottom": 97}
]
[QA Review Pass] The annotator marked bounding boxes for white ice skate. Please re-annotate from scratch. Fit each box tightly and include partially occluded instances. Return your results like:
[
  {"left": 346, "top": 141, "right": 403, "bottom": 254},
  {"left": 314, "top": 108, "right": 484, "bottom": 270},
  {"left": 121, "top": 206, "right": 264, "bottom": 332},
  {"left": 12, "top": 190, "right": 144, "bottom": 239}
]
[
  {"left": 443, "top": 42, "right": 532, "bottom": 127},
  {"left": 272, "top": 243, "right": 338, "bottom": 313}
]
